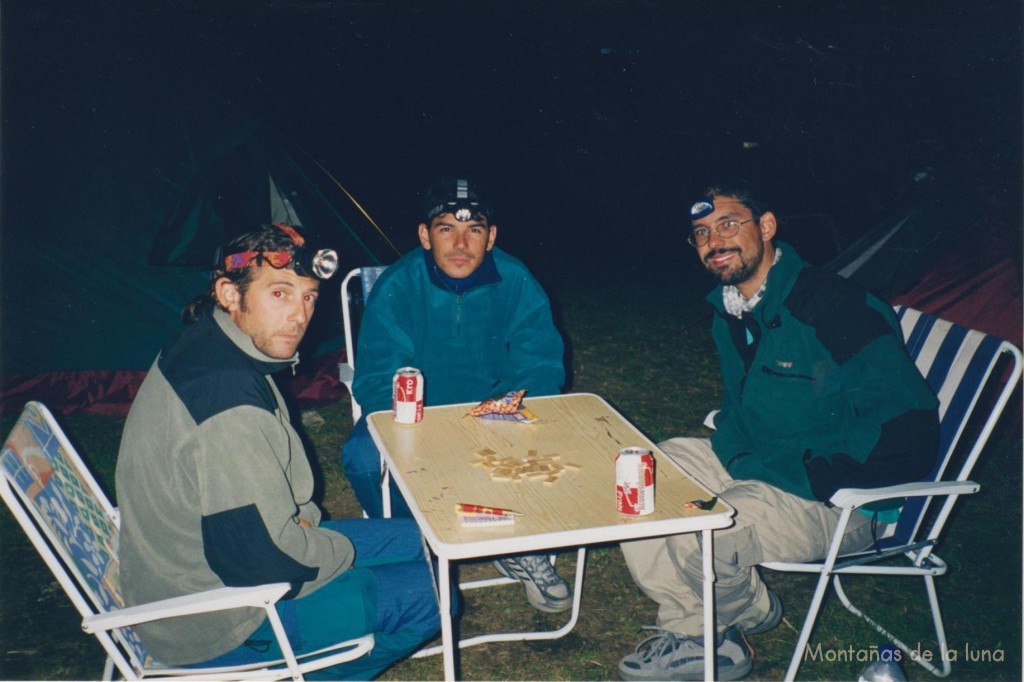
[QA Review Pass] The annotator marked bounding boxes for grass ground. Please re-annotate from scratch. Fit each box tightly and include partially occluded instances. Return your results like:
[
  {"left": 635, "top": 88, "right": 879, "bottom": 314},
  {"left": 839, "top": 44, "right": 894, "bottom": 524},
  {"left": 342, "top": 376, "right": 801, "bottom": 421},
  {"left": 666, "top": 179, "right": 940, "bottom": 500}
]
[{"left": 1, "top": 265, "right": 1021, "bottom": 680}]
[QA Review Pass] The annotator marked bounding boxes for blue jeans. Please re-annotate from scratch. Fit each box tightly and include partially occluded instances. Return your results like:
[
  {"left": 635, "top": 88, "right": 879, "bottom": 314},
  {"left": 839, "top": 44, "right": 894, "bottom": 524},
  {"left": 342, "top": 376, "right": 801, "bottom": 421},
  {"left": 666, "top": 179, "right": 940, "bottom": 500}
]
[
  {"left": 342, "top": 417, "right": 412, "bottom": 519},
  {"left": 189, "top": 518, "right": 438, "bottom": 680}
]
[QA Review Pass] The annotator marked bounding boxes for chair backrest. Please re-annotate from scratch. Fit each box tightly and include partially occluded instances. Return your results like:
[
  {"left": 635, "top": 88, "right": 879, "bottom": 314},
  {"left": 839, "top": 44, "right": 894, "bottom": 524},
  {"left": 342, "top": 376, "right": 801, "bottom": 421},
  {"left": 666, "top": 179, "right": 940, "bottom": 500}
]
[
  {"left": 884, "top": 306, "right": 1022, "bottom": 548},
  {"left": 0, "top": 401, "right": 153, "bottom": 671},
  {"left": 339, "top": 266, "right": 388, "bottom": 422}
]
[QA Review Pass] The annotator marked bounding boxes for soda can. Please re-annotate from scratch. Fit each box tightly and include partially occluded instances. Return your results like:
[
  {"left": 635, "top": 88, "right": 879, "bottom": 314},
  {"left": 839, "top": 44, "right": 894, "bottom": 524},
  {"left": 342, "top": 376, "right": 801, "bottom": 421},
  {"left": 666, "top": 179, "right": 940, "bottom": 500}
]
[
  {"left": 616, "top": 447, "right": 655, "bottom": 516},
  {"left": 392, "top": 367, "right": 424, "bottom": 424}
]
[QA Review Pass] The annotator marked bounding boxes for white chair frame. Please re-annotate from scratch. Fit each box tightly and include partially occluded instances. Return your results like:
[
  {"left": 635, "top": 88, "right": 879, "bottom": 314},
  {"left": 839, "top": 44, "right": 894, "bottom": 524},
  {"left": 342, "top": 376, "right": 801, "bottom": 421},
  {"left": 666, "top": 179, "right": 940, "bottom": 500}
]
[
  {"left": 761, "top": 306, "right": 1022, "bottom": 680},
  {"left": 338, "top": 265, "right": 388, "bottom": 422},
  {"left": 1, "top": 401, "right": 374, "bottom": 681}
]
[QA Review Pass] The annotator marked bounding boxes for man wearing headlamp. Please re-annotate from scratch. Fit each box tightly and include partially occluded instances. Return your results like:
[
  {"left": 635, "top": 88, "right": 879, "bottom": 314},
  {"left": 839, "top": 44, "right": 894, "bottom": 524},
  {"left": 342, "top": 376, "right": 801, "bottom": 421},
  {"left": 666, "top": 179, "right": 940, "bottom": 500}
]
[
  {"left": 616, "top": 185, "right": 938, "bottom": 681},
  {"left": 342, "top": 176, "right": 574, "bottom": 614},
  {"left": 116, "top": 223, "right": 439, "bottom": 677}
]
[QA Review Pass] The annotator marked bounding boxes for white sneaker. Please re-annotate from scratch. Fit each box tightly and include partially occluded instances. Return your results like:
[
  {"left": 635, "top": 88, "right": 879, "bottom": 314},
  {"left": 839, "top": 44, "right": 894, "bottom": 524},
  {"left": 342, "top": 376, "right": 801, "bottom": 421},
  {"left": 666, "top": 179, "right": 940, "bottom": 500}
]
[
  {"left": 493, "top": 554, "right": 572, "bottom": 613},
  {"left": 618, "top": 626, "right": 753, "bottom": 681}
]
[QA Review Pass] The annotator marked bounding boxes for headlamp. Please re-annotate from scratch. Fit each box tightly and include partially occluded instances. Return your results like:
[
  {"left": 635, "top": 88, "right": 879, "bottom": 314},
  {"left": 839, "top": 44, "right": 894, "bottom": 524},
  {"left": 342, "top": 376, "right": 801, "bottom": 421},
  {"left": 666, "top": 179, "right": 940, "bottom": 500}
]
[
  {"left": 427, "top": 201, "right": 487, "bottom": 223},
  {"left": 221, "top": 224, "right": 339, "bottom": 280},
  {"left": 424, "top": 178, "right": 490, "bottom": 223},
  {"left": 690, "top": 196, "right": 715, "bottom": 220},
  {"left": 296, "top": 247, "right": 339, "bottom": 280}
]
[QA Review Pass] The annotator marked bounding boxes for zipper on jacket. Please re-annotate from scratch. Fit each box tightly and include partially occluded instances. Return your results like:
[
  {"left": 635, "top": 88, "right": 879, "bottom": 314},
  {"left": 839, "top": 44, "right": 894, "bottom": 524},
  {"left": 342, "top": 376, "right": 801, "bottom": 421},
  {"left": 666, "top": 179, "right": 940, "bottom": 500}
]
[{"left": 761, "top": 365, "right": 815, "bottom": 381}]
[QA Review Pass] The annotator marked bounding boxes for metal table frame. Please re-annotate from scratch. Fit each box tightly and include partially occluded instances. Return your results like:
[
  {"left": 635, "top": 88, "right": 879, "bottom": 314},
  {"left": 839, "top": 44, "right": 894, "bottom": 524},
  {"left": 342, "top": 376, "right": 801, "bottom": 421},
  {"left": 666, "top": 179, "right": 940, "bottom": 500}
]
[{"left": 368, "top": 393, "right": 734, "bottom": 680}]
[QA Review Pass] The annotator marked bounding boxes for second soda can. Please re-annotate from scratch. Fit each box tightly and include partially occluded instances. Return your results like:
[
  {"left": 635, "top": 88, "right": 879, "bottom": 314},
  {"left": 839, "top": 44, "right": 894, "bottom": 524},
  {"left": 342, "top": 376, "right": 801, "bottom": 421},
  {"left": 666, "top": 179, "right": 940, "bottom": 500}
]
[
  {"left": 616, "top": 447, "right": 655, "bottom": 515},
  {"left": 392, "top": 367, "right": 424, "bottom": 424}
]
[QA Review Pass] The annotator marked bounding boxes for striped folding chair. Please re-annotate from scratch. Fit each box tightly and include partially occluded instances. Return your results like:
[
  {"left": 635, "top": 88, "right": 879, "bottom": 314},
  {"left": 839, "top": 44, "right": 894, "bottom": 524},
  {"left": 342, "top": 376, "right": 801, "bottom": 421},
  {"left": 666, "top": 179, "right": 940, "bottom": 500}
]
[{"left": 762, "top": 306, "right": 1022, "bottom": 680}]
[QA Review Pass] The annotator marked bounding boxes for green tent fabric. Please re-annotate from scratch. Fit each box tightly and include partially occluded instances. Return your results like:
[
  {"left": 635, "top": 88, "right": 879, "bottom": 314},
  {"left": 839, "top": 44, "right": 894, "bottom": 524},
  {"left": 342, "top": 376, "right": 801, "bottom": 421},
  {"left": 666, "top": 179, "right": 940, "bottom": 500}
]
[{"left": 1, "top": 120, "right": 399, "bottom": 415}]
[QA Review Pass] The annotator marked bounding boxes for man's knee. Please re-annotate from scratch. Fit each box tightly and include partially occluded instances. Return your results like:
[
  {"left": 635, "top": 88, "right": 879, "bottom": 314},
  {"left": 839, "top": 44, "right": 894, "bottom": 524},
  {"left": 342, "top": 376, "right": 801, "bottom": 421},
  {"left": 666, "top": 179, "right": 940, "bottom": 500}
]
[
  {"left": 342, "top": 419, "right": 381, "bottom": 477},
  {"left": 672, "top": 523, "right": 765, "bottom": 580},
  {"left": 367, "top": 561, "right": 440, "bottom": 637}
]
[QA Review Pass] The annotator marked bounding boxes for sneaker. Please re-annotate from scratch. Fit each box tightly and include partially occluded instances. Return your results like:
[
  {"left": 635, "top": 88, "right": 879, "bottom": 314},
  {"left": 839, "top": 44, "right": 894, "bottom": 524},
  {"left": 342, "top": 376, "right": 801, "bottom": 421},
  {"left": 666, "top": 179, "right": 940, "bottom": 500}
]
[
  {"left": 618, "top": 626, "right": 753, "bottom": 681},
  {"left": 744, "top": 590, "right": 783, "bottom": 636},
  {"left": 493, "top": 554, "right": 573, "bottom": 613}
]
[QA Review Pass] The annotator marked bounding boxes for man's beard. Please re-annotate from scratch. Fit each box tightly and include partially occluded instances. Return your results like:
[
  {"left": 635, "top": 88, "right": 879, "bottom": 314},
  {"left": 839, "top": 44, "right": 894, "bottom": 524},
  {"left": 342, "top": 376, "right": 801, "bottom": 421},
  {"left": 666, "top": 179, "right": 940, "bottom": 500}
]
[{"left": 705, "top": 244, "right": 764, "bottom": 287}]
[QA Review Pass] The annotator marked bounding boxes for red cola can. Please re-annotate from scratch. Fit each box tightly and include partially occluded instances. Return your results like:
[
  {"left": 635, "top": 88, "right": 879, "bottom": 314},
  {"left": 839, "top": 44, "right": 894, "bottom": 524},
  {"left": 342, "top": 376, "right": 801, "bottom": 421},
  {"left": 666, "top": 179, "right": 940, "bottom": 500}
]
[
  {"left": 392, "top": 367, "right": 424, "bottom": 424},
  {"left": 616, "top": 447, "right": 655, "bottom": 515}
]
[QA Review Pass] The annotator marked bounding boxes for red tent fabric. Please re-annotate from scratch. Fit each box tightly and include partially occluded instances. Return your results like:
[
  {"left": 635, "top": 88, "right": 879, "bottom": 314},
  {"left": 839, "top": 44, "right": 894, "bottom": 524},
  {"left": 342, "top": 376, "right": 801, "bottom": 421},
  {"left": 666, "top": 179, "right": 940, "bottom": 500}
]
[
  {"left": 1, "top": 351, "right": 349, "bottom": 417},
  {"left": 891, "top": 230, "right": 1022, "bottom": 348}
]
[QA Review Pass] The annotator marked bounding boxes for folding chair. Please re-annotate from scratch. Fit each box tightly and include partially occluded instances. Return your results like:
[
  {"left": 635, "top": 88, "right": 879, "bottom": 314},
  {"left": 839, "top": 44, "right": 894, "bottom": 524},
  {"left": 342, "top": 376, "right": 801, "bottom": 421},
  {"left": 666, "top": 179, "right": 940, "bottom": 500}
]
[
  {"left": 1, "top": 401, "right": 374, "bottom": 681},
  {"left": 761, "top": 306, "right": 1023, "bottom": 680},
  {"left": 338, "top": 265, "right": 389, "bottom": 422}
]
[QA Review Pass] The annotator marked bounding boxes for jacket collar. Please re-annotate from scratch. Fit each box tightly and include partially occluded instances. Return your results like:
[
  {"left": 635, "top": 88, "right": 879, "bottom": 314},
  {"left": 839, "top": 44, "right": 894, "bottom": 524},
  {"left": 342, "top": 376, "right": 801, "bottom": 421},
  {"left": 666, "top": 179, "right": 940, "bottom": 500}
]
[
  {"left": 212, "top": 306, "right": 299, "bottom": 374},
  {"left": 421, "top": 247, "right": 502, "bottom": 295},
  {"left": 706, "top": 241, "right": 806, "bottom": 321}
]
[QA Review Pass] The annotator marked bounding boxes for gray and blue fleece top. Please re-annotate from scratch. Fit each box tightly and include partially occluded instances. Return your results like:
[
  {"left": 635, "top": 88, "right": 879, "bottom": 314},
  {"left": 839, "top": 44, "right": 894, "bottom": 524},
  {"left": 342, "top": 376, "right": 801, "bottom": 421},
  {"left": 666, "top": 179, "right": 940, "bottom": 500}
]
[{"left": 116, "top": 307, "right": 355, "bottom": 665}]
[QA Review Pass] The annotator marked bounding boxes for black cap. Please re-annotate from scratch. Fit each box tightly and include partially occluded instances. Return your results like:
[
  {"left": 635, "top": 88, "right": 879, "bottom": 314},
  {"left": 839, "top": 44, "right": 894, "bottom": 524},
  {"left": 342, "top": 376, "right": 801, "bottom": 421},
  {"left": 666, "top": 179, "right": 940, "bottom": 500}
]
[{"left": 422, "top": 177, "right": 492, "bottom": 223}]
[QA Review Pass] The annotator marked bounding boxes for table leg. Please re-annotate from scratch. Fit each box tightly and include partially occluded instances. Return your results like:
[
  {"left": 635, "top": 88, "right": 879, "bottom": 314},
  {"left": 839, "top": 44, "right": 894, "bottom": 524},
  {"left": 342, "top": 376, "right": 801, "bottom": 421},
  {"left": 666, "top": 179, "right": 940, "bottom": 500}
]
[
  {"left": 381, "top": 465, "right": 392, "bottom": 518},
  {"left": 455, "top": 547, "right": 586, "bottom": 648},
  {"left": 701, "top": 528, "right": 715, "bottom": 682},
  {"left": 412, "top": 548, "right": 587, "bottom": 660},
  {"left": 437, "top": 557, "right": 457, "bottom": 681}
]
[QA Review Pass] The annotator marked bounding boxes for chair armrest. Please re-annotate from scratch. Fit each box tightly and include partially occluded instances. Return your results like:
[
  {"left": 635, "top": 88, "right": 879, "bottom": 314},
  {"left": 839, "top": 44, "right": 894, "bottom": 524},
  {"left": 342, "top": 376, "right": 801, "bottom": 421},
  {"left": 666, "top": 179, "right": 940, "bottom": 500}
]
[
  {"left": 830, "top": 480, "right": 980, "bottom": 509},
  {"left": 703, "top": 410, "right": 719, "bottom": 430},
  {"left": 82, "top": 583, "right": 292, "bottom": 634}
]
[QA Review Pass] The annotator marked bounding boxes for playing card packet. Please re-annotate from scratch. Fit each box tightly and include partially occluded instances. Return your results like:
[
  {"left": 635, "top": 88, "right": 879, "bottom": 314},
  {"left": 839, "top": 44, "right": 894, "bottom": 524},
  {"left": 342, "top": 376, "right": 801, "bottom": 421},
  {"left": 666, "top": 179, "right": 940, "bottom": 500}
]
[{"left": 465, "top": 389, "right": 537, "bottom": 423}]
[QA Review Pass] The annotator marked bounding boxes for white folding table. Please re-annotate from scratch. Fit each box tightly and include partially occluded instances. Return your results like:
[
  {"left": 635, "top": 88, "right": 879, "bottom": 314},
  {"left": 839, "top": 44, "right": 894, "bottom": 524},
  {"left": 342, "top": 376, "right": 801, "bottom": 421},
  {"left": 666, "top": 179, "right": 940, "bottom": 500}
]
[{"left": 367, "top": 392, "right": 735, "bottom": 680}]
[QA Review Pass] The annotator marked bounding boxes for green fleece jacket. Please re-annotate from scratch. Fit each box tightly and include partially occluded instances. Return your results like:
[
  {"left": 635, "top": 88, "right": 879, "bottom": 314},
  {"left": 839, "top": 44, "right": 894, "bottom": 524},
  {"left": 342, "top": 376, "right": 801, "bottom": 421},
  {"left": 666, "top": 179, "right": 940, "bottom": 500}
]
[
  {"left": 116, "top": 308, "right": 357, "bottom": 665},
  {"left": 352, "top": 247, "right": 565, "bottom": 414},
  {"left": 707, "top": 243, "right": 939, "bottom": 503}
]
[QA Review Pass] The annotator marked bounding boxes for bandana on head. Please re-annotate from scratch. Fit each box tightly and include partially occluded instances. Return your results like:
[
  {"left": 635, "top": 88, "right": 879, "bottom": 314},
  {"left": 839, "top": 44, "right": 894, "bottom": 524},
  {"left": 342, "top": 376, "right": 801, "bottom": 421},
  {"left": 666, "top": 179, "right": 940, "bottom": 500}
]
[{"left": 222, "top": 223, "right": 339, "bottom": 280}]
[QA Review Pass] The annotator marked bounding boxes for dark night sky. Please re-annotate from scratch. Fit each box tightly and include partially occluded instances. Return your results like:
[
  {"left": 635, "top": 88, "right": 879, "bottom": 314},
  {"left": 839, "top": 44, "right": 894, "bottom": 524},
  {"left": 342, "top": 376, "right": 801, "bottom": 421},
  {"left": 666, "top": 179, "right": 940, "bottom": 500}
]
[
  {"left": 4, "top": 1, "right": 1020, "bottom": 246},
  {"left": 0, "top": 1, "right": 1021, "bottom": 373}
]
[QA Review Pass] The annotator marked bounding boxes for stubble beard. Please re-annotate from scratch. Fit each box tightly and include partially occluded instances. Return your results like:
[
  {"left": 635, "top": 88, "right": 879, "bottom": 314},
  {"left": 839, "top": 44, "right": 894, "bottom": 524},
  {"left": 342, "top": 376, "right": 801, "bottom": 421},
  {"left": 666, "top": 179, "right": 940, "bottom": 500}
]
[{"left": 237, "top": 295, "right": 303, "bottom": 360}]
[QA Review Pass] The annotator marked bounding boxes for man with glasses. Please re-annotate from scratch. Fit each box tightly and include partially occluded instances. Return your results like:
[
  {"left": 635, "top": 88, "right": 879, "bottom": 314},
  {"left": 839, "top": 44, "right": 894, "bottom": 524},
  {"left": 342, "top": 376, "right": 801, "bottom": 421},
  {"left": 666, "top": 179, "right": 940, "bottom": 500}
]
[{"left": 617, "top": 185, "right": 939, "bottom": 681}]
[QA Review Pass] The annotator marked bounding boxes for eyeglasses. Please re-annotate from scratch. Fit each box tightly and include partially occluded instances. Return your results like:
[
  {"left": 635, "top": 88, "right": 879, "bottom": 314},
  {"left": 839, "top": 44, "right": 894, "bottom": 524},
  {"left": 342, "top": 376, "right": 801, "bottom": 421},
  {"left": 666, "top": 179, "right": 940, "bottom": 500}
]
[{"left": 686, "top": 218, "right": 755, "bottom": 248}]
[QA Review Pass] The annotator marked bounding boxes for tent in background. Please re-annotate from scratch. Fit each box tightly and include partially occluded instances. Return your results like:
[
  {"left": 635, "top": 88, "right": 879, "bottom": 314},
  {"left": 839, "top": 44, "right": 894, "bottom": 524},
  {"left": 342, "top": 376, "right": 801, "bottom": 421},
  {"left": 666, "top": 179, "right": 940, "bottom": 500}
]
[
  {"left": 821, "top": 170, "right": 1021, "bottom": 348},
  {"left": 810, "top": 168, "right": 1021, "bottom": 431},
  {"left": 1, "top": 119, "right": 402, "bottom": 416}
]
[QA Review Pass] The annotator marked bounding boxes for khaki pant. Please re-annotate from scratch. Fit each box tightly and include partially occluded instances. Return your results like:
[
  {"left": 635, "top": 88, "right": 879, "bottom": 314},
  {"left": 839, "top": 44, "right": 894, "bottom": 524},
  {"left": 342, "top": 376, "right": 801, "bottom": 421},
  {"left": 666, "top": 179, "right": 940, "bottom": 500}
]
[{"left": 621, "top": 437, "right": 876, "bottom": 636}]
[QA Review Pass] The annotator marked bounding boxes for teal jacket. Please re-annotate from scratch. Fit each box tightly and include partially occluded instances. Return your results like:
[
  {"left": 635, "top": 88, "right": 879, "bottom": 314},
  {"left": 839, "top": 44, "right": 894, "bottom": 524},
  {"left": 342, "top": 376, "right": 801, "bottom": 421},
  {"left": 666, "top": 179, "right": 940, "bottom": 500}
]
[
  {"left": 352, "top": 247, "right": 565, "bottom": 414},
  {"left": 707, "top": 243, "right": 939, "bottom": 503}
]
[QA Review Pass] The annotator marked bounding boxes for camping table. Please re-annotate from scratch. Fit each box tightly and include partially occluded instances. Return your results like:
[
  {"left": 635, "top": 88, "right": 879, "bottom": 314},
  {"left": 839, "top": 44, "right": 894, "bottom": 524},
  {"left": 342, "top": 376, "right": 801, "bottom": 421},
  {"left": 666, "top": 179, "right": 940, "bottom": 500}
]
[{"left": 366, "top": 392, "right": 735, "bottom": 681}]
